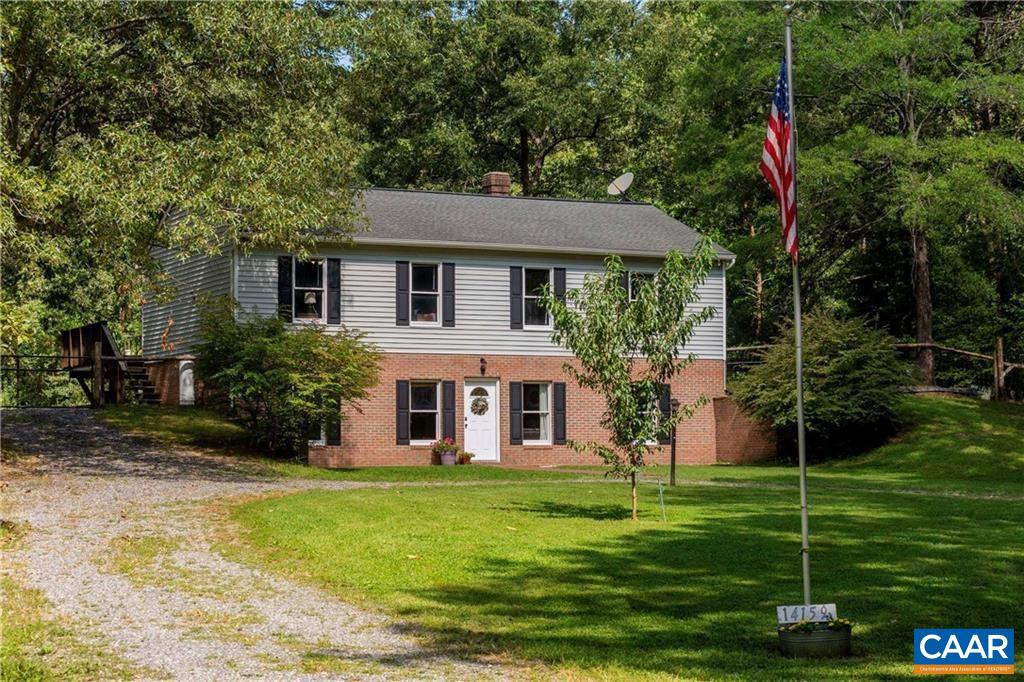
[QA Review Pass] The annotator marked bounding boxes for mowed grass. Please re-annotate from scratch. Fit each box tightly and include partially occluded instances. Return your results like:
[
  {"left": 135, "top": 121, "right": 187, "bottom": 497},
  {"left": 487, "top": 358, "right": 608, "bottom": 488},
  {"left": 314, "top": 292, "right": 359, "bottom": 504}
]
[
  {"left": 224, "top": 481, "right": 1022, "bottom": 680},
  {"left": 98, "top": 405, "right": 594, "bottom": 482},
  {"left": 628, "top": 396, "right": 1024, "bottom": 498},
  {"left": 221, "top": 396, "right": 1024, "bottom": 679}
]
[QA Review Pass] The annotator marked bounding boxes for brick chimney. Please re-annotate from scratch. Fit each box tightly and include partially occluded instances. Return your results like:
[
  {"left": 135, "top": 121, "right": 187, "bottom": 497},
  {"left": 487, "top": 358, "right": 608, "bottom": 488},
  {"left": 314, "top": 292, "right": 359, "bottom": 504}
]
[{"left": 481, "top": 171, "right": 511, "bottom": 196}]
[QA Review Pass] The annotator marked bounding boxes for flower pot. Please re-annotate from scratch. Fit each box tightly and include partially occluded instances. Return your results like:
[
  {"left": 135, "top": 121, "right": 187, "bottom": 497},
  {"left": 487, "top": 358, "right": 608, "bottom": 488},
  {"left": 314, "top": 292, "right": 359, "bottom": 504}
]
[
  {"left": 440, "top": 452, "right": 457, "bottom": 466},
  {"left": 778, "top": 628, "right": 852, "bottom": 658}
]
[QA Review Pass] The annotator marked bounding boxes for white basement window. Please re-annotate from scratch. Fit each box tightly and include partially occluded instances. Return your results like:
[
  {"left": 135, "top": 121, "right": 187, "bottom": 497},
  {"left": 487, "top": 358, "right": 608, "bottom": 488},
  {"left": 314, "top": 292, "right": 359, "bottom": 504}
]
[
  {"left": 409, "top": 381, "right": 440, "bottom": 444},
  {"left": 523, "top": 268, "right": 552, "bottom": 328},
  {"left": 293, "top": 258, "right": 325, "bottom": 322},
  {"left": 522, "top": 382, "right": 551, "bottom": 444},
  {"left": 411, "top": 263, "right": 440, "bottom": 325}
]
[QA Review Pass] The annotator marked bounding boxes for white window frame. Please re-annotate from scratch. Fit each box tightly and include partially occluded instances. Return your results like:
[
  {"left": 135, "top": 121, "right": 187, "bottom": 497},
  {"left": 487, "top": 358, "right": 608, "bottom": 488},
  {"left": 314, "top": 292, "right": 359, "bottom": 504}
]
[
  {"left": 409, "top": 380, "right": 441, "bottom": 445},
  {"left": 523, "top": 267, "right": 553, "bottom": 330},
  {"left": 629, "top": 271, "right": 656, "bottom": 302},
  {"left": 292, "top": 257, "right": 326, "bottom": 324},
  {"left": 632, "top": 381, "right": 660, "bottom": 445},
  {"left": 409, "top": 262, "right": 442, "bottom": 327},
  {"left": 521, "top": 381, "right": 552, "bottom": 445}
]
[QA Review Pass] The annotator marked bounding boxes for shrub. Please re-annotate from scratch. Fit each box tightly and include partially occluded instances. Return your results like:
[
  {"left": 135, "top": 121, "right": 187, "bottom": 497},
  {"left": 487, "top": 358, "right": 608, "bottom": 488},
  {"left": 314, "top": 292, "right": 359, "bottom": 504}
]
[
  {"left": 731, "top": 312, "right": 907, "bottom": 459},
  {"left": 195, "top": 298, "right": 380, "bottom": 457}
]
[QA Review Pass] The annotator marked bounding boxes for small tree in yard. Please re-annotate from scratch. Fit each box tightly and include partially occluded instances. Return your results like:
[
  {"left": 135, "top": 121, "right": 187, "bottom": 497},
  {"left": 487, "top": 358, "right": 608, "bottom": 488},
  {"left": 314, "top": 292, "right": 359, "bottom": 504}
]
[
  {"left": 539, "top": 241, "right": 717, "bottom": 520},
  {"left": 195, "top": 298, "right": 380, "bottom": 457}
]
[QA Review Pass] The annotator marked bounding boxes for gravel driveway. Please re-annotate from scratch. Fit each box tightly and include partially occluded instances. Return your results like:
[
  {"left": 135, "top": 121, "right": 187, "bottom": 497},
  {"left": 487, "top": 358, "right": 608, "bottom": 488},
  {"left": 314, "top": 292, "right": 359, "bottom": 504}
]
[{"left": 2, "top": 409, "right": 509, "bottom": 681}]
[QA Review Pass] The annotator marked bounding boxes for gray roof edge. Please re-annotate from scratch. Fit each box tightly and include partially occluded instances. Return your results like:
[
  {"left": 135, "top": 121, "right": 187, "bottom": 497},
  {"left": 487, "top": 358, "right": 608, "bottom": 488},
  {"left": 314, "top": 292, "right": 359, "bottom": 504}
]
[
  {"left": 361, "top": 186, "right": 654, "bottom": 207},
  {"left": 338, "top": 235, "right": 735, "bottom": 262}
]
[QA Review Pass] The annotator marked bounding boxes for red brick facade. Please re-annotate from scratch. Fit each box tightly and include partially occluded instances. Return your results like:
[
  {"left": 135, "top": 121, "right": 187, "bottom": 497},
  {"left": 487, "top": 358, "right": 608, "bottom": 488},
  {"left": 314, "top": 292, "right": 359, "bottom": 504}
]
[
  {"left": 307, "top": 353, "right": 775, "bottom": 468},
  {"left": 712, "top": 396, "right": 777, "bottom": 463}
]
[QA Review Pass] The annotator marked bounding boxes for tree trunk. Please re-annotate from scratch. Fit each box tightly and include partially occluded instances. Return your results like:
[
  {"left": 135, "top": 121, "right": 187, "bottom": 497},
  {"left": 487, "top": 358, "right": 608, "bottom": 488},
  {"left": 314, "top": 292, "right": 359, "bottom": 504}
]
[
  {"left": 518, "top": 127, "right": 531, "bottom": 195},
  {"left": 630, "top": 471, "right": 637, "bottom": 521},
  {"left": 911, "top": 227, "right": 935, "bottom": 384},
  {"left": 752, "top": 224, "right": 764, "bottom": 340}
]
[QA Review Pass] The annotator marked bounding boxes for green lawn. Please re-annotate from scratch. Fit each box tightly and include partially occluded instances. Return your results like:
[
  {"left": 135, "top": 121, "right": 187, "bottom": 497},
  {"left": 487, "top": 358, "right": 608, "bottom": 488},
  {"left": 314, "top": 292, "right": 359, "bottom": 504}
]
[
  {"left": 98, "top": 405, "right": 595, "bottom": 482},
  {"left": 220, "top": 396, "right": 1024, "bottom": 680}
]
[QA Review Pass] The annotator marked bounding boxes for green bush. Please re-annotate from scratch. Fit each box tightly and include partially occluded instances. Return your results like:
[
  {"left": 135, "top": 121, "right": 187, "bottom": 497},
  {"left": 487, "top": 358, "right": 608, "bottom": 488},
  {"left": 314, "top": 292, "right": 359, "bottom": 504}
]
[
  {"left": 195, "top": 298, "right": 380, "bottom": 457},
  {"left": 731, "top": 312, "right": 908, "bottom": 459}
]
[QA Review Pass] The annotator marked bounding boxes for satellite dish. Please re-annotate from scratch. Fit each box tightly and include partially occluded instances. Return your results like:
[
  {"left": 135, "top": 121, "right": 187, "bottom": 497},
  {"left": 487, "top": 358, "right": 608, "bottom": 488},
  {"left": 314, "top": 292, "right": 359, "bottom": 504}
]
[{"left": 607, "top": 172, "right": 634, "bottom": 199}]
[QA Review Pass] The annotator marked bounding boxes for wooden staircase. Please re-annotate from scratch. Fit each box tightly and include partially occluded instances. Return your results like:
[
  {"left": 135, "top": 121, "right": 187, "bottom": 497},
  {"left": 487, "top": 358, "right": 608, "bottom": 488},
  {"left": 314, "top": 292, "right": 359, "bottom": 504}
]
[
  {"left": 123, "top": 360, "right": 162, "bottom": 405},
  {"left": 59, "top": 322, "right": 163, "bottom": 406}
]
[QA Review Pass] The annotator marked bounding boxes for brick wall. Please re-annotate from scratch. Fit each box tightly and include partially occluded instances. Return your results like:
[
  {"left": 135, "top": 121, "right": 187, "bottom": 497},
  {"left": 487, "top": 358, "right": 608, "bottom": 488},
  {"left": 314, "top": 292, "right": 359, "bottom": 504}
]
[
  {"left": 146, "top": 360, "right": 180, "bottom": 406},
  {"left": 712, "top": 396, "right": 776, "bottom": 463},
  {"left": 308, "top": 353, "right": 731, "bottom": 468}
]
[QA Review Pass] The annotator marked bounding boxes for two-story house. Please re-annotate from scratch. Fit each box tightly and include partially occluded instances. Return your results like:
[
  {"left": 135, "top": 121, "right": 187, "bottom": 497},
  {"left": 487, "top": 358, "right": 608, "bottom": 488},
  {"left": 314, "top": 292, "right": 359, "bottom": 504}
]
[{"left": 141, "top": 172, "right": 774, "bottom": 467}]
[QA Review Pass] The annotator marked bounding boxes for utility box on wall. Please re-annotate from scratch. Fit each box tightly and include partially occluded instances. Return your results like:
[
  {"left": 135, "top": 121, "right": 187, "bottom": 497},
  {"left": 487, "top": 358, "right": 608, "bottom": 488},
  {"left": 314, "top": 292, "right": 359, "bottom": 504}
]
[{"left": 178, "top": 360, "right": 195, "bottom": 406}]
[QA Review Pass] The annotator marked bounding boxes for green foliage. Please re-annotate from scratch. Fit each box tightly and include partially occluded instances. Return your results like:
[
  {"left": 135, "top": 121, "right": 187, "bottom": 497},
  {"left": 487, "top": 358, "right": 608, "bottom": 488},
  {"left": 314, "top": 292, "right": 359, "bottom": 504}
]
[
  {"left": 732, "top": 312, "right": 908, "bottom": 457},
  {"left": 539, "top": 242, "right": 717, "bottom": 517},
  {"left": 341, "top": 0, "right": 653, "bottom": 196},
  {"left": 611, "top": 1, "right": 1024, "bottom": 375},
  {"left": 194, "top": 298, "right": 379, "bottom": 457},
  {"left": 2, "top": 1, "right": 361, "bottom": 352}
]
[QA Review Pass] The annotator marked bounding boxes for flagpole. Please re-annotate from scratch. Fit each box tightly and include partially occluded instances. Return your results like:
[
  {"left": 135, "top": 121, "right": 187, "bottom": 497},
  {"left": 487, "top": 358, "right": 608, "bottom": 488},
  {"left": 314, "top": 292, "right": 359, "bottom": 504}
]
[{"left": 784, "top": 3, "right": 812, "bottom": 606}]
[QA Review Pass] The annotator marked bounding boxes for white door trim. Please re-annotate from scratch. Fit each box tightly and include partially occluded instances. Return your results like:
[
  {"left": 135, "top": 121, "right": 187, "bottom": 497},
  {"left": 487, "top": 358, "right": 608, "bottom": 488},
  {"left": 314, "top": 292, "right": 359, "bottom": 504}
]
[{"left": 463, "top": 378, "right": 500, "bottom": 462}]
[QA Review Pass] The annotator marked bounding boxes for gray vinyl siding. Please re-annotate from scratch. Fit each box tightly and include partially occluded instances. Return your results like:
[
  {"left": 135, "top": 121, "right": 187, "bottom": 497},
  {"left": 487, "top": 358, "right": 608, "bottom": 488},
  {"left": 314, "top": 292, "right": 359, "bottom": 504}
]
[
  {"left": 236, "top": 246, "right": 726, "bottom": 359},
  {"left": 141, "top": 248, "right": 232, "bottom": 356}
]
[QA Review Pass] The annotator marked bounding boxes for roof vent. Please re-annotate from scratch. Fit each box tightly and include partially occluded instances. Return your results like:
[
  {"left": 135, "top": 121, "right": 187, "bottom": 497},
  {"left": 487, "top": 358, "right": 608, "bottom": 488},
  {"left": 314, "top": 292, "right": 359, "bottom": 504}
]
[{"left": 482, "top": 171, "right": 511, "bottom": 196}]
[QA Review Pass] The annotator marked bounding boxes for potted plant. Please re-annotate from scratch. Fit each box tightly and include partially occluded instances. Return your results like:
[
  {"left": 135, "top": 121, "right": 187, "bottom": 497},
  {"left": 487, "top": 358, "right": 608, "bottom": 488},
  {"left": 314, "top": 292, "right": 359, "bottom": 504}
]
[
  {"left": 778, "top": 618, "right": 853, "bottom": 658},
  {"left": 457, "top": 451, "right": 475, "bottom": 465},
  {"left": 432, "top": 438, "right": 459, "bottom": 466}
]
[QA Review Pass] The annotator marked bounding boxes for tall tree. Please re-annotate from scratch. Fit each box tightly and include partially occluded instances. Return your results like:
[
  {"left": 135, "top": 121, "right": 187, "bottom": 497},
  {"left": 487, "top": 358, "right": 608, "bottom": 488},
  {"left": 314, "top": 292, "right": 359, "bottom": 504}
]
[
  {"left": 639, "top": 1, "right": 1023, "bottom": 385},
  {"left": 1, "top": 1, "right": 360, "bottom": 352},
  {"left": 342, "top": 0, "right": 652, "bottom": 197}
]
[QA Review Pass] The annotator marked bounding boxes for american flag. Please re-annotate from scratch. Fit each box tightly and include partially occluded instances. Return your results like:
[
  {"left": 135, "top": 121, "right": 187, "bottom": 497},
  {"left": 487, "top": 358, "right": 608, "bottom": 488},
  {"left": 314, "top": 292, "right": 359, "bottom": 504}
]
[{"left": 760, "top": 57, "right": 798, "bottom": 260}]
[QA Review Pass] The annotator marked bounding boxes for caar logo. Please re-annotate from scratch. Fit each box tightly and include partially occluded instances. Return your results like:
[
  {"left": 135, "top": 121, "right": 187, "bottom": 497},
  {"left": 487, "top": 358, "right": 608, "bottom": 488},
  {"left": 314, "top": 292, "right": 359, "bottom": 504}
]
[{"left": 914, "top": 628, "right": 1014, "bottom": 675}]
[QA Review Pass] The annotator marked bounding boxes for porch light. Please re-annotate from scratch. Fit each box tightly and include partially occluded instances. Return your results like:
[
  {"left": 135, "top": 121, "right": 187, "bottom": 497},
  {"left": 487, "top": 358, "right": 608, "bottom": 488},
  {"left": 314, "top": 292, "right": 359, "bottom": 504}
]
[{"left": 480, "top": 357, "right": 487, "bottom": 376}]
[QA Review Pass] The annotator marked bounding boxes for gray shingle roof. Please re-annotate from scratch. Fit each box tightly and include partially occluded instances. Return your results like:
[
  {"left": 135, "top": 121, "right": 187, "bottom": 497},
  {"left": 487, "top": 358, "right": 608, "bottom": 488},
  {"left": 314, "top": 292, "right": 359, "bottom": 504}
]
[{"left": 347, "top": 188, "right": 734, "bottom": 261}]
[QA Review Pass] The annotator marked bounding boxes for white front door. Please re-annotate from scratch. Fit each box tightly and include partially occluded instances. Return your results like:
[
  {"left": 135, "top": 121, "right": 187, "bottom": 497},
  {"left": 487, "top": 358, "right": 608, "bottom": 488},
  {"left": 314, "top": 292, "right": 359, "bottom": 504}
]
[{"left": 464, "top": 379, "right": 499, "bottom": 461}]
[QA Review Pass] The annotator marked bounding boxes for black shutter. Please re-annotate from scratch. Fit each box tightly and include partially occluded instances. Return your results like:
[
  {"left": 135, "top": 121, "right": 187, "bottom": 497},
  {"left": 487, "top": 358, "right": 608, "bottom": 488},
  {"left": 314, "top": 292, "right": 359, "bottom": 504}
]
[
  {"left": 553, "top": 268, "right": 566, "bottom": 302},
  {"left": 326, "top": 397, "right": 341, "bottom": 445},
  {"left": 553, "top": 382, "right": 566, "bottom": 445},
  {"left": 509, "top": 381, "right": 523, "bottom": 444},
  {"left": 396, "top": 380, "right": 410, "bottom": 445},
  {"left": 327, "top": 258, "right": 341, "bottom": 324},
  {"left": 658, "top": 383, "right": 672, "bottom": 445},
  {"left": 509, "top": 266, "right": 523, "bottom": 329},
  {"left": 277, "top": 256, "right": 293, "bottom": 321},
  {"left": 395, "top": 261, "right": 410, "bottom": 326},
  {"left": 442, "top": 263, "right": 456, "bottom": 328},
  {"left": 442, "top": 380, "right": 456, "bottom": 439},
  {"left": 619, "top": 271, "right": 630, "bottom": 295}
]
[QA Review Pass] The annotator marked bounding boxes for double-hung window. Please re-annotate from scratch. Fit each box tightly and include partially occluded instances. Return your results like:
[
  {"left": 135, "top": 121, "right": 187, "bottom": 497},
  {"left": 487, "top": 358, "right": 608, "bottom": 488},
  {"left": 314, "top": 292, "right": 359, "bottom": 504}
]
[
  {"left": 410, "top": 263, "right": 440, "bottom": 325},
  {"left": 409, "top": 381, "right": 440, "bottom": 443},
  {"left": 522, "top": 382, "right": 551, "bottom": 443},
  {"left": 293, "top": 258, "right": 325, "bottom": 321},
  {"left": 629, "top": 271, "right": 655, "bottom": 302},
  {"left": 523, "top": 268, "right": 552, "bottom": 328}
]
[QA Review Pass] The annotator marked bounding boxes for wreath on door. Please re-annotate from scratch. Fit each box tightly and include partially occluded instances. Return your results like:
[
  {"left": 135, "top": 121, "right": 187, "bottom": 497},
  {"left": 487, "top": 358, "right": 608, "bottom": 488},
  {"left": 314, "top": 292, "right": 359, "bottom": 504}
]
[{"left": 470, "top": 396, "right": 489, "bottom": 416}]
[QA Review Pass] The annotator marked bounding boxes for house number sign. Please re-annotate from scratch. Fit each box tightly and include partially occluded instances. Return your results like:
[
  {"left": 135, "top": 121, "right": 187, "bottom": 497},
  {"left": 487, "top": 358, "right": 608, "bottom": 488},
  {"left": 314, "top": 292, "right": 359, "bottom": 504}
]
[{"left": 776, "top": 603, "right": 837, "bottom": 624}]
